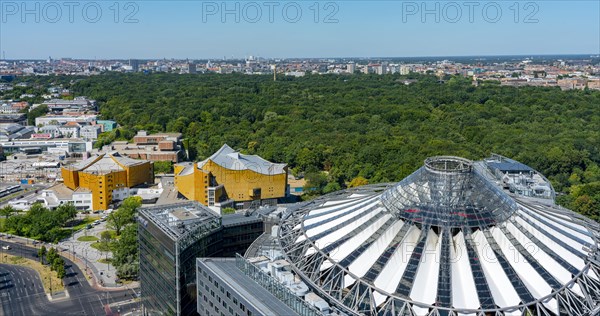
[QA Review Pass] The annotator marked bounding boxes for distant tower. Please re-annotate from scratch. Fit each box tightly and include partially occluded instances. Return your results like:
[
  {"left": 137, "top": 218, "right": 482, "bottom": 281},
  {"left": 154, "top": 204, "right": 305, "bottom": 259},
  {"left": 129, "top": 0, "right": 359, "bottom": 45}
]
[
  {"left": 347, "top": 63, "right": 356, "bottom": 74},
  {"left": 271, "top": 65, "right": 276, "bottom": 81},
  {"left": 187, "top": 62, "right": 197, "bottom": 74},
  {"left": 129, "top": 59, "right": 140, "bottom": 72}
]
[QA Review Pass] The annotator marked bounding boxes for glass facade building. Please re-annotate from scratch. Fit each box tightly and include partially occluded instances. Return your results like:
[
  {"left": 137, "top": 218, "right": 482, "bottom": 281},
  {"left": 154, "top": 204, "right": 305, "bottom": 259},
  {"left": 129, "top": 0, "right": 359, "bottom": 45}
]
[
  {"left": 138, "top": 202, "right": 266, "bottom": 316},
  {"left": 138, "top": 202, "right": 222, "bottom": 316}
]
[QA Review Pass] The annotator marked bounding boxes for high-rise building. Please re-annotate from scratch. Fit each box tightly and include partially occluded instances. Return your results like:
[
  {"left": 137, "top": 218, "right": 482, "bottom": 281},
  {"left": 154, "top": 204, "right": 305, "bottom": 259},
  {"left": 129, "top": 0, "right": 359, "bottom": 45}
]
[
  {"left": 347, "top": 63, "right": 356, "bottom": 74},
  {"left": 129, "top": 59, "right": 140, "bottom": 72},
  {"left": 187, "top": 62, "right": 197, "bottom": 74},
  {"left": 138, "top": 202, "right": 266, "bottom": 316}
]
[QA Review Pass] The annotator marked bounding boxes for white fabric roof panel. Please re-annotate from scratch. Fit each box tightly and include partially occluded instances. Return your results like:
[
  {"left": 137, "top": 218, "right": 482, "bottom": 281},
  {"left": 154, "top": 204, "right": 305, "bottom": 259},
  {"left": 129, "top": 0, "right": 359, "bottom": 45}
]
[
  {"left": 491, "top": 226, "right": 551, "bottom": 299},
  {"left": 374, "top": 226, "right": 421, "bottom": 294},
  {"left": 514, "top": 215, "right": 586, "bottom": 270},
  {"left": 538, "top": 212, "right": 595, "bottom": 245},
  {"left": 409, "top": 229, "right": 441, "bottom": 305},
  {"left": 307, "top": 196, "right": 371, "bottom": 218},
  {"left": 451, "top": 232, "right": 480, "bottom": 310},
  {"left": 506, "top": 221, "right": 573, "bottom": 285},
  {"left": 328, "top": 214, "right": 392, "bottom": 263},
  {"left": 305, "top": 196, "right": 379, "bottom": 224},
  {"left": 305, "top": 201, "right": 380, "bottom": 239},
  {"left": 311, "top": 208, "right": 382, "bottom": 249},
  {"left": 472, "top": 230, "right": 521, "bottom": 308},
  {"left": 347, "top": 219, "right": 405, "bottom": 278},
  {"left": 521, "top": 210, "right": 588, "bottom": 252}
]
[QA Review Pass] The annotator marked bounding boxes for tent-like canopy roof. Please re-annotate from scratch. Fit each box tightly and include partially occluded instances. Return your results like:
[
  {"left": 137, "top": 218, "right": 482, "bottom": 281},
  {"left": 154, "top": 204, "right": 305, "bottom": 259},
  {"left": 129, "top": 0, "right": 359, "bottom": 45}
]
[{"left": 277, "top": 156, "right": 600, "bottom": 316}]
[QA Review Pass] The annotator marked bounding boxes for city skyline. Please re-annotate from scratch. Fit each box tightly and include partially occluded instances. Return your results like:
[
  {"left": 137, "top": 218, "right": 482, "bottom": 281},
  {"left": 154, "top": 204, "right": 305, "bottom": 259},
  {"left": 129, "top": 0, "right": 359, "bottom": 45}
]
[{"left": 1, "top": 1, "right": 598, "bottom": 59}]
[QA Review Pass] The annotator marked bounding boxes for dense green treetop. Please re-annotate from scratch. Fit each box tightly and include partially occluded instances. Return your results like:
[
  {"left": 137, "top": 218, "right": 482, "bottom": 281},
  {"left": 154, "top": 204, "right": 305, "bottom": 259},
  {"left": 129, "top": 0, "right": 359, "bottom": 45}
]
[{"left": 15, "top": 73, "right": 600, "bottom": 215}]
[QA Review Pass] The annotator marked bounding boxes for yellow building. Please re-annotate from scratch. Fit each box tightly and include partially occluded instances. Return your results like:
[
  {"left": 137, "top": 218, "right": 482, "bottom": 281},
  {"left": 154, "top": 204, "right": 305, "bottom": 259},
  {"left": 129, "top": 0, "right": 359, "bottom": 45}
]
[
  {"left": 174, "top": 144, "right": 287, "bottom": 208},
  {"left": 62, "top": 152, "right": 154, "bottom": 210}
]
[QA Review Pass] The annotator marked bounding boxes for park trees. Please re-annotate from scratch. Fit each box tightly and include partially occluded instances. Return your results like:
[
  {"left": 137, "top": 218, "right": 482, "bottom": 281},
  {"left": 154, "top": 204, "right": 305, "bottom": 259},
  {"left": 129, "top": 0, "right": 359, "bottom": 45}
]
[
  {"left": 24, "top": 71, "right": 598, "bottom": 218},
  {"left": 107, "top": 196, "right": 142, "bottom": 235},
  {"left": 2, "top": 203, "right": 76, "bottom": 242},
  {"left": 111, "top": 224, "right": 139, "bottom": 280}
]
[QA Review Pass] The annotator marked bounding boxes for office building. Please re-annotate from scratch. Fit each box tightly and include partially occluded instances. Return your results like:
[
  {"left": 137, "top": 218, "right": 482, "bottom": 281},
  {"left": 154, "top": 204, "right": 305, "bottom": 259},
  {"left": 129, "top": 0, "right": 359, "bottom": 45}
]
[
  {"left": 138, "top": 202, "right": 266, "bottom": 316},
  {"left": 196, "top": 257, "right": 313, "bottom": 316},
  {"left": 80, "top": 125, "right": 102, "bottom": 140}
]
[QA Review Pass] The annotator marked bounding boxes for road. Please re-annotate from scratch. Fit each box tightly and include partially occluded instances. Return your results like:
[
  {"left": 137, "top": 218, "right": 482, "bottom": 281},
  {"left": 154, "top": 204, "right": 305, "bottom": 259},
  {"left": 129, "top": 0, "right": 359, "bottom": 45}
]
[
  {"left": 0, "top": 183, "right": 49, "bottom": 208},
  {"left": 0, "top": 241, "right": 140, "bottom": 316}
]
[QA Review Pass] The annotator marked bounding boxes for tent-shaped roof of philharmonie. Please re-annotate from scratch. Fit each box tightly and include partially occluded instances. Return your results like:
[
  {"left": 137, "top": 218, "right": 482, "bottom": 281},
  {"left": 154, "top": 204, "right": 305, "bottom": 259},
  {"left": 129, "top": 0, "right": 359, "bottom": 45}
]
[{"left": 277, "top": 156, "right": 600, "bottom": 316}]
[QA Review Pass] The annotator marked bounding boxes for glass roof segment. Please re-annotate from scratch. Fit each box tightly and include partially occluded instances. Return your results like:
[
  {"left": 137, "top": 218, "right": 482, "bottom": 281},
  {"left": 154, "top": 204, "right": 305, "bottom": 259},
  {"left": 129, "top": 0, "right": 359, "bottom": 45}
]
[{"left": 380, "top": 156, "right": 519, "bottom": 229}]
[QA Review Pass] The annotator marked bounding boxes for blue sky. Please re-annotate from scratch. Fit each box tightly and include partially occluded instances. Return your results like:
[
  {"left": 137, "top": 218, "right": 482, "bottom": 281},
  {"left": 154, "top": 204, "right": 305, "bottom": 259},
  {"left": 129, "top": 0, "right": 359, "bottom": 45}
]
[{"left": 1, "top": 1, "right": 599, "bottom": 59}]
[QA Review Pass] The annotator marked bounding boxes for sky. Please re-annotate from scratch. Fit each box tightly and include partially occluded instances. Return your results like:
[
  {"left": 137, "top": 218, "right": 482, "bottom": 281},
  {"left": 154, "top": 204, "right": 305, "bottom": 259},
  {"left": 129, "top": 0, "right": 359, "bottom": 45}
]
[{"left": 1, "top": 0, "right": 599, "bottom": 59}]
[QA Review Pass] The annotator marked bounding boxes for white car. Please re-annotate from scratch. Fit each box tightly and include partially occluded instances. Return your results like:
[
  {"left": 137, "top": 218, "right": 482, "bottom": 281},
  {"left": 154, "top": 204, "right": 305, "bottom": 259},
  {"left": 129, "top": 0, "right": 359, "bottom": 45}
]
[{"left": 2, "top": 245, "right": 11, "bottom": 250}]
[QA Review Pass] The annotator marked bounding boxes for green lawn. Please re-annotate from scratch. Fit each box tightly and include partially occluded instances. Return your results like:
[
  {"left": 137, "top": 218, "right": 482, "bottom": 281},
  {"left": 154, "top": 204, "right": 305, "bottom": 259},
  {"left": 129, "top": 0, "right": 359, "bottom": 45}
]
[
  {"left": 77, "top": 236, "right": 98, "bottom": 242},
  {"left": 98, "top": 258, "right": 112, "bottom": 264},
  {"left": 90, "top": 242, "right": 111, "bottom": 252}
]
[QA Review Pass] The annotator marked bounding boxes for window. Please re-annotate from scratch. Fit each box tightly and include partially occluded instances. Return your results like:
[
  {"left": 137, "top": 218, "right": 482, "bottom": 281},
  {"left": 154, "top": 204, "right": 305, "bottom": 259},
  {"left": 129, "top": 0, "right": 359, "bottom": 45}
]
[{"left": 226, "top": 291, "right": 231, "bottom": 299}]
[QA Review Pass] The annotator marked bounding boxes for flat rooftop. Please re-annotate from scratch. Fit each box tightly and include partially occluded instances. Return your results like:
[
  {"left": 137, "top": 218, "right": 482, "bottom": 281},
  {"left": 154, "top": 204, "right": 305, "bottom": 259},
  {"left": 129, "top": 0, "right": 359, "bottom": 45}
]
[
  {"left": 197, "top": 258, "right": 299, "bottom": 316},
  {"left": 139, "top": 201, "right": 220, "bottom": 241}
]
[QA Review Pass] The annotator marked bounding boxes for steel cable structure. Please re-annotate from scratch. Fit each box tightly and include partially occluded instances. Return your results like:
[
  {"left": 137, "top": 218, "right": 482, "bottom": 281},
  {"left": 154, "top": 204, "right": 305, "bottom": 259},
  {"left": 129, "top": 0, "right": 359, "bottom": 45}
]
[{"left": 277, "top": 157, "right": 600, "bottom": 316}]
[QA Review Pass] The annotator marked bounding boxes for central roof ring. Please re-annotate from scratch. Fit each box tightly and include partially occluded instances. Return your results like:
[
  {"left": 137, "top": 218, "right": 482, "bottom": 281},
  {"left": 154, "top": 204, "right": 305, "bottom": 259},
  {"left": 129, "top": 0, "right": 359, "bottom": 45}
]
[{"left": 424, "top": 156, "right": 473, "bottom": 174}]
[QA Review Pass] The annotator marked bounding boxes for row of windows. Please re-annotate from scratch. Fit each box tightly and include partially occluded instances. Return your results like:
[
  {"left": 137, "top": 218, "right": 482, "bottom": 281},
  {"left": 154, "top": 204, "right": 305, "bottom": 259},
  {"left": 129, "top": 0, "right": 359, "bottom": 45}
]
[{"left": 198, "top": 268, "right": 254, "bottom": 316}]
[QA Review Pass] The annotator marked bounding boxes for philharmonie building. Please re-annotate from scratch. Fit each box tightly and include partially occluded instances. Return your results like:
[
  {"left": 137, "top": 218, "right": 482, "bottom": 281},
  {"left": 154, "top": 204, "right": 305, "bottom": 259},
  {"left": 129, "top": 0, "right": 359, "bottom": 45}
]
[{"left": 199, "top": 155, "right": 600, "bottom": 316}]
